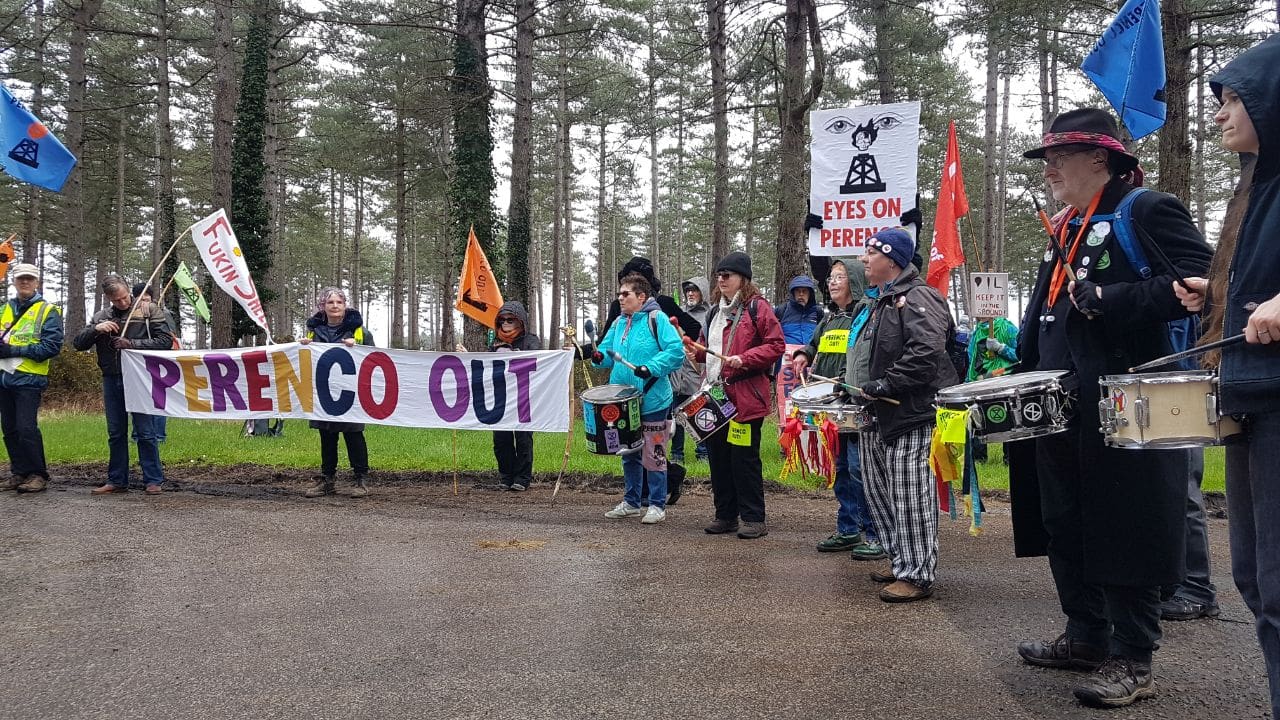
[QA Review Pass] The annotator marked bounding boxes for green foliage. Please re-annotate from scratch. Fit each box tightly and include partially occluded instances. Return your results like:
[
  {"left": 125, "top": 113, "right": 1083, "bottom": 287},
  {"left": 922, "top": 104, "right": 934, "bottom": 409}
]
[{"left": 44, "top": 346, "right": 104, "bottom": 406}]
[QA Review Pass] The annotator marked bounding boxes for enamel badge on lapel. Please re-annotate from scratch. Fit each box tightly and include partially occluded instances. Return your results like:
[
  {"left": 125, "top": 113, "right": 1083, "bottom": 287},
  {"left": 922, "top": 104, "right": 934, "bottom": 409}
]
[
  {"left": 1076, "top": 268, "right": 1089, "bottom": 280},
  {"left": 895, "top": 296, "right": 907, "bottom": 309},
  {"left": 1087, "top": 221, "right": 1110, "bottom": 246},
  {"left": 1096, "top": 251, "right": 1111, "bottom": 270}
]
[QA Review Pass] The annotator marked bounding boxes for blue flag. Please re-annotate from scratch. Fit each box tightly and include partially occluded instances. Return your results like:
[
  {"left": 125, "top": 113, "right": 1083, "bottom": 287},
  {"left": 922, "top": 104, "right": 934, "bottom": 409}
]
[
  {"left": 0, "top": 83, "right": 78, "bottom": 192},
  {"left": 1081, "top": 0, "right": 1166, "bottom": 140}
]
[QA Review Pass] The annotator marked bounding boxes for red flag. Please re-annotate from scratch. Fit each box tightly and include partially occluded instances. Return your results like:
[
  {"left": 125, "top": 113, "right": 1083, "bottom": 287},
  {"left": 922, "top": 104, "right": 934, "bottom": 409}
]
[{"left": 927, "top": 120, "right": 969, "bottom": 298}]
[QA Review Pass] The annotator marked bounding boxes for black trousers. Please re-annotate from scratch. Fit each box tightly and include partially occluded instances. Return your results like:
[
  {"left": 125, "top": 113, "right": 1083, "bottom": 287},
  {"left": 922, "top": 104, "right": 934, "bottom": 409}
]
[
  {"left": 0, "top": 385, "right": 47, "bottom": 480},
  {"left": 319, "top": 429, "right": 369, "bottom": 477},
  {"left": 1036, "top": 424, "right": 1162, "bottom": 662},
  {"left": 706, "top": 418, "right": 766, "bottom": 523},
  {"left": 493, "top": 430, "right": 533, "bottom": 486}
]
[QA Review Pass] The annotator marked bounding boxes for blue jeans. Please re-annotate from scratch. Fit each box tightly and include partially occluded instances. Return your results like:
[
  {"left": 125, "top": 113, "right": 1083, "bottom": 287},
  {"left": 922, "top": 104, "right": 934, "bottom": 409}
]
[
  {"left": 1228, "top": 411, "right": 1280, "bottom": 719},
  {"left": 835, "top": 434, "right": 876, "bottom": 541},
  {"left": 103, "top": 374, "right": 164, "bottom": 488},
  {"left": 623, "top": 410, "right": 667, "bottom": 510},
  {"left": 132, "top": 415, "right": 167, "bottom": 443}
]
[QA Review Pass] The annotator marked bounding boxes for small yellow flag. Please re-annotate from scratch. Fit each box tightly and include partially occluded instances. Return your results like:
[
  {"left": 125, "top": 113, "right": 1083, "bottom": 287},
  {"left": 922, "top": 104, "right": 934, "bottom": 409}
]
[{"left": 455, "top": 225, "right": 504, "bottom": 328}]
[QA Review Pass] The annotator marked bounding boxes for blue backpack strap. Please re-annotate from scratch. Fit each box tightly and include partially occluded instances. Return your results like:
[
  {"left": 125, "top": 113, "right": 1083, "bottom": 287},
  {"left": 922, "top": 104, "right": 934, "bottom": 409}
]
[{"left": 1110, "top": 187, "right": 1153, "bottom": 278}]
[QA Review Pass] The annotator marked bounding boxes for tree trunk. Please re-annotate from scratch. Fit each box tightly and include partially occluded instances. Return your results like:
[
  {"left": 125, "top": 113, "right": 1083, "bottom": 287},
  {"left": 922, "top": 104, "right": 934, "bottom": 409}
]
[
  {"left": 210, "top": 0, "right": 236, "bottom": 347},
  {"left": 707, "top": 0, "right": 729, "bottom": 266},
  {"left": 408, "top": 202, "right": 420, "bottom": 349},
  {"left": 982, "top": 26, "right": 999, "bottom": 270},
  {"left": 995, "top": 71, "right": 1011, "bottom": 271},
  {"left": 647, "top": 13, "right": 660, "bottom": 276},
  {"left": 549, "top": 56, "right": 566, "bottom": 340},
  {"left": 392, "top": 102, "right": 407, "bottom": 348},
  {"left": 22, "top": 0, "right": 46, "bottom": 265},
  {"left": 1194, "top": 26, "right": 1206, "bottom": 237},
  {"left": 115, "top": 115, "right": 126, "bottom": 272},
  {"left": 872, "top": 0, "right": 895, "bottom": 102},
  {"left": 744, "top": 78, "right": 761, "bottom": 260},
  {"left": 596, "top": 122, "right": 608, "bottom": 327},
  {"left": 773, "top": 0, "right": 824, "bottom": 296},
  {"left": 62, "top": 0, "right": 104, "bottom": 332},
  {"left": 1158, "top": 0, "right": 1192, "bottom": 205},
  {"left": 505, "top": 0, "right": 535, "bottom": 307},
  {"left": 153, "top": 0, "right": 178, "bottom": 329}
]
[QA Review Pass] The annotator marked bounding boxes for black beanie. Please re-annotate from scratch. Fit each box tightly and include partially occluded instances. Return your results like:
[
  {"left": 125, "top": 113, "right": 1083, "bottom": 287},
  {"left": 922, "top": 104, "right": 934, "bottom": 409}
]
[
  {"left": 714, "top": 251, "right": 752, "bottom": 280},
  {"left": 618, "top": 256, "right": 661, "bottom": 292}
]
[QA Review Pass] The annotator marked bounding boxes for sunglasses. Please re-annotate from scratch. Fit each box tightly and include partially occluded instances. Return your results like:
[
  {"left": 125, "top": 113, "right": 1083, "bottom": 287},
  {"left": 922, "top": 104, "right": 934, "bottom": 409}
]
[
  {"left": 616, "top": 290, "right": 634, "bottom": 298},
  {"left": 715, "top": 272, "right": 736, "bottom": 280},
  {"left": 498, "top": 318, "right": 519, "bottom": 326}
]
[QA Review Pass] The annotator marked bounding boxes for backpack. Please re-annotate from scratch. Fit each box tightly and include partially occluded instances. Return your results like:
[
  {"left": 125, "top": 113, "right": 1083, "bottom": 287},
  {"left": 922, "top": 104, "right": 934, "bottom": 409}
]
[
  {"left": 704, "top": 297, "right": 776, "bottom": 379},
  {"left": 1084, "top": 188, "right": 1201, "bottom": 370}
]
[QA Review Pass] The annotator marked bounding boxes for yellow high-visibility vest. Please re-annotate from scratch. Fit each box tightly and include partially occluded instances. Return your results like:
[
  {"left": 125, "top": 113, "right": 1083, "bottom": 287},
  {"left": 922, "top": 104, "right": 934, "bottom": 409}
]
[{"left": 1, "top": 300, "right": 59, "bottom": 376}]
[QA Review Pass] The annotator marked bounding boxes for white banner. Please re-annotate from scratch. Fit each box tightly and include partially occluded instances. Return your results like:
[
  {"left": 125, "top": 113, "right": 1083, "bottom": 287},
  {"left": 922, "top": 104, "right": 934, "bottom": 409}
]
[
  {"left": 190, "top": 208, "right": 271, "bottom": 339},
  {"left": 969, "top": 272, "right": 1009, "bottom": 319},
  {"left": 809, "top": 101, "right": 921, "bottom": 256},
  {"left": 121, "top": 344, "right": 573, "bottom": 432}
]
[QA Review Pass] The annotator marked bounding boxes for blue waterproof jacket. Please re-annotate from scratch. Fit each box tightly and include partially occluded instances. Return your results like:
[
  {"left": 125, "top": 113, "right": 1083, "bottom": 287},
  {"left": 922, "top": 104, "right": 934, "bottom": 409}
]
[
  {"left": 594, "top": 298, "right": 685, "bottom": 414},
  {"left": 773, "top": 275, "right": 821, "bottom": 345}
]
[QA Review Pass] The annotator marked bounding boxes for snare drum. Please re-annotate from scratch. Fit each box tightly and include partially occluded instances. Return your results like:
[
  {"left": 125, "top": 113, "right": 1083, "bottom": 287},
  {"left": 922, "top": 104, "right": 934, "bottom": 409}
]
[
  {"left": 674, "top": 383, "right": 737, "bottom": 443},
  {"left": 1098, "top": 370, "right": 1242, "bottom": 449},
  {"left": 790, "top": 381, "right": 874, "bottom": 432},
  {"left": 581, "top": 384, "right": 643, "bottom": 455},
  {"left": 935, "top": 371, "right": 1073, "bottom": 443}
]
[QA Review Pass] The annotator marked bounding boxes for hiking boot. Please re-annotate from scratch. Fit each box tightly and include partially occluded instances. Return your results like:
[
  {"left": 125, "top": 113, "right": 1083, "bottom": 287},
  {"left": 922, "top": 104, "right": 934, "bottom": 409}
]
[
  {"left": 737, "top": 521, "right": 768, "bottom": 539},
  {"left": 16, "top": 475, "right": 46, "bottom": 493},
  {"left": 817, "top": 532, "right": 864, "bottom": 553},
  {"left": 509, "top": 483, "right": 527, "bottom": 492},
  {"left": 704, "top": 518, "right": 738, "bottom": 534},
  {"left": 1160, "top": 595, "right": 1220, "bottom": 621},
  {"left": 3, "top": 475, "right": 21, "bottom": 491},
  {"left": 1072, "top": 657, "right": 1155, "bottom": 708},
  {"left": 879, "top": 580, "right": 933, "bottom": 603},
  {"left": 850, "top": 541, "right": 888, "bottom": 561},
  {"left": 350, "top": 476, "right": 369, "bottom": 498},
  {"left": 305, "top": 475, "right": 334, "bottom": 498},
  {"left": 641, "top": 506, "right": 666, "bottom": 524},
  {"left": 1017, "top": 633, "right": 1106, "bottom": 671},
  {"left": 604, "top": 501, "right": 643, "bottom": 519},
  {"left": 870, "top": 567, "right": 896, "bottom": 583},
  {"left": 144, "top": 484, "right": 163, "bottom": 495}
]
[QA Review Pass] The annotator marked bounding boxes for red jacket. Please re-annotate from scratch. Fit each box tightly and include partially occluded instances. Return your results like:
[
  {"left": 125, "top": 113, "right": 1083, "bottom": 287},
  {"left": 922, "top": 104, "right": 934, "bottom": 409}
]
[{"left": 694, "top": 294, "right": 785, "bottom": 421}]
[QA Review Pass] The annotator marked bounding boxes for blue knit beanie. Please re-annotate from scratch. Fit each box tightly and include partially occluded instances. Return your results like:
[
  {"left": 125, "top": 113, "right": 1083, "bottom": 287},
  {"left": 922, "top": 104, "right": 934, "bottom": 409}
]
[{"left": 866, "top": 227, "right": 915, "bottom": 269}]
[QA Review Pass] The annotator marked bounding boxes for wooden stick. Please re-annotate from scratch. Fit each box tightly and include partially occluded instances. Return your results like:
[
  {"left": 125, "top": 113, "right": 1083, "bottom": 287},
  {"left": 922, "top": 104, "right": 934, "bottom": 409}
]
[
  {"left": 552, "top": 372, "right": 574, "bottom": 503},
  {"left": 121, "top": 225, "right": 191, "bottom": 338},
  {"left": 1128, "top": 333, "right": 1245, "bottom": 373},
  {"left": 682, "top": 337, "right": 732, "bottom": 362},
  {"left": 804, "top": 371, "right": 902, "bottom": 406},
  {"left": 452, "top": 429, "right": 459, "bottom": 496}
]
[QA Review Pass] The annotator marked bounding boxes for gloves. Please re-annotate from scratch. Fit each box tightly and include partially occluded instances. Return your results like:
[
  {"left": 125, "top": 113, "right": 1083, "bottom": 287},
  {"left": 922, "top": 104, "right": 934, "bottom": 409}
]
[
  {"left": 634, "top": 365, "right": 653, "bottom": 379},
  {"left": 985, "top": 338, "right": 1005, "bottom": 353},
  {"left": 112, "top": 337, "right": 134, "bottom": 350},
  {"left": 591, "top": 350, "right": 604, "bottom": 364},
  {"left": 860, "top": 379, "right": 890, "bottom": 399},
  {"left": 0, "top": 343, "right": 12, "bottom": 359},
  {"left": 1070, "top": 279, "right": 1104, "bottom": 317},
  {"left": 804, "top": 212, "right": 824, "bottom": 232},
  {"left": 899, "top": 207, "right": 923, "bottom": 237}
]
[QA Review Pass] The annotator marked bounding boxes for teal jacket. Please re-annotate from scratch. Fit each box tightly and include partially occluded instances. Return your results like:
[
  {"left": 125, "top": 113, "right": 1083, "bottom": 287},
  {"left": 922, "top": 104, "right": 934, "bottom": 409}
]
[{"left": 594, "top": 298, "right": 685, "bottom": 415}]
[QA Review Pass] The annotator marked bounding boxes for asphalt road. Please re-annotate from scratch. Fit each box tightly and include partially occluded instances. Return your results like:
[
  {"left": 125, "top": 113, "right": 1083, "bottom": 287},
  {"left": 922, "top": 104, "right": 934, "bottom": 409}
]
[{"left": 0, "top": 474, "right": 1270, "bottom": 720}]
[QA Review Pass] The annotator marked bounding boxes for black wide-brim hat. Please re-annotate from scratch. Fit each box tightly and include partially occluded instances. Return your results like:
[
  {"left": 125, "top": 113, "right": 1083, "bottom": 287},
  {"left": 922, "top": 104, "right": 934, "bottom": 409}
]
[{"left": 1022, "top": 108, "right": 1140, "bottom": 172}]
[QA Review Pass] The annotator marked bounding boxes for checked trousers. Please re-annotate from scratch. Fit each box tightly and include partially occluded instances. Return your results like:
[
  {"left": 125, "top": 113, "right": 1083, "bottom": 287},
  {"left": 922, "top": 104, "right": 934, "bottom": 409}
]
[{"left": 860, "top": 424, "right": 938, "bottom": 588}]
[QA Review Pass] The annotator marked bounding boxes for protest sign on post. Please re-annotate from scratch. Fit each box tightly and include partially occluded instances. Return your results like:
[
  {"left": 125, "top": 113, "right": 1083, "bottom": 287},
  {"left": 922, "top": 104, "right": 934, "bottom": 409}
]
[
  {"left": 809, "top": 101, "right": 921, "bottom": 257},
  {"left": 969, "top": 273, "right": 1009, "bottom": 319},
  {"left": 190, "top": 209, "right": 271, "bottom": 340}
]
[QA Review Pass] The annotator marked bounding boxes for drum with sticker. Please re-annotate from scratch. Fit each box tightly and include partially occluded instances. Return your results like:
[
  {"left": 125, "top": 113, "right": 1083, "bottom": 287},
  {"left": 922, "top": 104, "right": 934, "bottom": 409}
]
[
  {"left": 1098, "top": 371, "right": 1242, "bottom": 449},
  {"left": 789, "top": 381, "right": 874, "bottom": 432},
  {"left": 674, "top": 383, "right": 738, "bottom": 443},
  {"left": 935, "top": 371, "right": 1074, "bottom": 443},
  {"left": 581, "top": 384, "right": 644, "bottom": 455}
]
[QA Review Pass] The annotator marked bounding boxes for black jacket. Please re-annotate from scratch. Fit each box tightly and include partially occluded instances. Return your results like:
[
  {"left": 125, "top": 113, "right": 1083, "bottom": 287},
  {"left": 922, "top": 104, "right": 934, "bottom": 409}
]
[
  {"left": 488, "top": 301, "right": 542, "bottom": 351},
  {"left": 304, "top": 308, "right": 372, "bottom": 432},
  {"left": 73, "top": 302, "right": 174, "bottom": 376},
  {"left": 1007, "top": 177, "right": 1212, "bottom": 586},
  {"left": 1211, "top": 34, "right": 1280, "bottom": 414},
  {"left": 863, "top": 265, "right": 958, "bottom": 442}
]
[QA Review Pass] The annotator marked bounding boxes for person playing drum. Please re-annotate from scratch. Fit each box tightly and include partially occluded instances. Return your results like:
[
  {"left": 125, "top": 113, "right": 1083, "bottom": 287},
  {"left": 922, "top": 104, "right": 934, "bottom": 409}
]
[
  {"left": 791, "top": 259, "right": 883, "bottom": 560},
  {"left": 685, "top": 252, "right": 785, "bottom": 539},
  {"left": 1175, "top": 36, "right": 1280, "bottom": 720},
  {"left": 592, "top": 273, "right": 686, "bottom": 524},
  {"left": 1010, "top": 108, "right": 1212, "bottom": 708}
]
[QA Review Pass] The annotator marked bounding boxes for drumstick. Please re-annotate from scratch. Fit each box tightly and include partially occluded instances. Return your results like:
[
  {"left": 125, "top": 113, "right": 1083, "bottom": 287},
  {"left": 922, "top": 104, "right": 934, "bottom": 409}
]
[
  {"left": 682, "top": 337, "right": 732, "bottom": 362},
  {"left": 803, "top": 371, "right": 902, "bottom": 406},
  {"left": 1127, "top": 333, "right": 1246, "bottom": 372},
  {"left": 607, "top": 349, "right": 640, "bottom": 371}
]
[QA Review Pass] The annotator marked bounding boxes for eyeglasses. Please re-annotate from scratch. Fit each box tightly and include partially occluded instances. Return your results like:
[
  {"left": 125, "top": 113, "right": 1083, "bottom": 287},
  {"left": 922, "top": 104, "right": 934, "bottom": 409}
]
[
  {"left": 616, "top": 290, "right": 633, "bottom": 298},
  {"left": 498, "top": 318, "right": 518, "bottom": 326},
  {"left": 1041, "top": 150, "right": 1089, "bottom": 169},
  {"left": 829, "top": 274, "right": 848, "bottom": 282},
  {"left": 715, "top": 272, "right": 735, "bottom": 280}
]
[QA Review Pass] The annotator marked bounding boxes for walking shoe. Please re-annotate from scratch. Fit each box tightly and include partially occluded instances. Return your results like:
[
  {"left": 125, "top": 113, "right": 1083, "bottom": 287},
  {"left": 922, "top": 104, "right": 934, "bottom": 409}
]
[
  {"left": 304, "top": 475, "right": 334, "bottom": 498},
  {"left": 509, "top": 483, "right": 527, "bottom": 492},
  {"left": 737, "top": 521, "right": 768, "bottom": 539},
  {"left": 817, "top": 532, "right": 864, "bottom": 553},
  {"left": 604, "top": 501, "right": 643, "bottom": 519},
  {"left": 879, "top": 580, "right": 933, "bottom": 603},
  {"left": 704, "top": 518, "right": 738, "bottom": 534},
  {"left": 3, "top": 475, "right": 21, "bottom": 491},
  {"left": 91, "top": 484, "right": 127, "bottom": 495},
  {"left": 850, "top": 541, "right": 888, "bottom": 561},
  {"left": 1160, "top": 595, "right": 1220, "bottom": 621},
  {"left": 349, "top": 477, "right": 369, "bottom": 498},
  {"left": 16, "top": 475, "right": 46, "bottom": 493},
  {"left": 870, "top": 568, "right": 896, "bottom": 583},
  {"left": 1072, "top": 657, "right": 1155, "bottom": 708},
  {"left": 641, "top": 506, "right": 666, "bottom": 524},
  {"left": 144, "top": 484, "right": 163, "bottom": 495},
  {"left": 1017, "top": 632, "right": 1106, "bottom": 671}
]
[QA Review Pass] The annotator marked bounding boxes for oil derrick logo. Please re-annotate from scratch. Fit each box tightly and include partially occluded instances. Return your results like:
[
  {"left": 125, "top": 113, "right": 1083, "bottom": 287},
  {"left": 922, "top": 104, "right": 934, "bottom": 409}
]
[
  {"left": 8, "top": 122, "right": 48, "bottom": 169},
  {"left": 823, "top": 113, "right": 904, "bottom": 195}
]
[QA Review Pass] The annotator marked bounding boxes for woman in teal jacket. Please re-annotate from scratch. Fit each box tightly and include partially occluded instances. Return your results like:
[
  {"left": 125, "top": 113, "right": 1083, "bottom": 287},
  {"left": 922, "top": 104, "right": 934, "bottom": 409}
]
[{"left": 593, "top": 273, "right": 685, "bottom": 524}]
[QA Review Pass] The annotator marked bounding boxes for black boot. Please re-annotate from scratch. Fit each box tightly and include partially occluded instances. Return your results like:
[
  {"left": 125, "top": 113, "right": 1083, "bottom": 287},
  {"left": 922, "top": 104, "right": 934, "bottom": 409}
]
[
  {"left": 1072, "top": 657, "right": 1155, "bottom": 708},
  {"left": 350, "top": 475, "right": 369, "bottom": 498},
  {"left": 305, "top": 474, "right": 334, "bottom": 498}
]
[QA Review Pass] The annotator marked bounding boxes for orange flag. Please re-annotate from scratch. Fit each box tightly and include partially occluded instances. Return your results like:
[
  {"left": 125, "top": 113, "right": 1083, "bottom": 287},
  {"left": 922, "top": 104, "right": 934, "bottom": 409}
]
[
  {"left": 455, "top": 225, "right": 504, "bottom": 328},
  {"left": 927, "top": 120, "right": 970, "bottom": 298},
  {"left": 0, "top": 234, "right": 15, "bottom": 280}
]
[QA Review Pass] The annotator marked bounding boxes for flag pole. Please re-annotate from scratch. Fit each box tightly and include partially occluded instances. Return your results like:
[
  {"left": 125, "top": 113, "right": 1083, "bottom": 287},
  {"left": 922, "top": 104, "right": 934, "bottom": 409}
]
[{"left": 122, "top": 225, "right": 192, "bottom": 338}]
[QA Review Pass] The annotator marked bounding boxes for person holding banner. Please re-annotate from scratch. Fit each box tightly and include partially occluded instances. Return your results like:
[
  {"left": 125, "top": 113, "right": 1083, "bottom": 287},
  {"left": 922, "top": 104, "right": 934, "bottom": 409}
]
[
  {"left": 73, "top": 275, "right": 173, "bottom": 495},
  {"left": 593, "top": 273, "right": 686, "bottom": 525},
  {"left": 1010, "top": 108, "right": 1212, "bottom": 708},
  {"left": 966, "top": 316, "right": 1018, "bottom": 381},
  {"left": 853, "top": 228, "right": 957, "bottom": 602},
  {"left": 0, "top": 263, "right": 63, "bottom": 494},
  {"left": 791, "top": 259, "right": 882, "bottom": 559},
  {"left": 130, "top": 283, "right": 178, "bottom": 444},
  {"left": 687, "top": 252, "right": 785, "bottom": 539},
  {"left": 299, "top": 287, "right": 374, "bottom": 498},
  {"left": 489, "top": 301, "right": 541, "bottom": 491}
]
